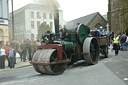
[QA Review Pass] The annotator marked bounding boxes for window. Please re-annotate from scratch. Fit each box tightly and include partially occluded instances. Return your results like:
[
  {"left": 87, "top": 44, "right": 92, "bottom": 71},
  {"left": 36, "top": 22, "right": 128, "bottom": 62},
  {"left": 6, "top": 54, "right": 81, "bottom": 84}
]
[
  {"left": 37, "top": 12, "right": 40, "bottom": 19},
  {"left": 50, "top": 22, "right": 53, "bottom": 28},
  {"left": 49, "top": 13, "right": 52, "bottom": 19},
  {"left": 31, "top": 11, "right": 34, "bottom": 18},
  {"left": 37, "top": 21, "right": 40, "bottom": 28},
  {"left": 31, "top": 21, "right": 34, "bottom": 29},
  {"left": 43, "top": 12, "right": 46, "bottom": 19}
]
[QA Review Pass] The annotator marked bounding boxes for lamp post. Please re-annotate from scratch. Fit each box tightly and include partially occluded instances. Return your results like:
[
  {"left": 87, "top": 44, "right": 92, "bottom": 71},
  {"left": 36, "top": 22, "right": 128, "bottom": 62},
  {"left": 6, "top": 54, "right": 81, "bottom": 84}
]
[
  {"left": 8, "top": 0, "right": 14, "bottom": 40},
  {"left": 11, "top": 0, "right": 14, "bottom": 39}
]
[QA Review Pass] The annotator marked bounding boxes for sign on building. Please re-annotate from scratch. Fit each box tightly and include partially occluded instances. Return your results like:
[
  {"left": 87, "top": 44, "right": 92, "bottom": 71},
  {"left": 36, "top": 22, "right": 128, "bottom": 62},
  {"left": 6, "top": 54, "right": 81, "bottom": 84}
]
[{"left": 0, "top": 19, "right": 9, "bottom": 25}]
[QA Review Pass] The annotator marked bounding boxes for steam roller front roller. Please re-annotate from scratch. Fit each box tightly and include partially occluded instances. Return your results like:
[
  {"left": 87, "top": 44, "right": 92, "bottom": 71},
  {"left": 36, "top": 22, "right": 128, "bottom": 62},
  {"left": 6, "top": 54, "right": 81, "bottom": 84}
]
[
  {"left": 83, "top": 37, "right": 99, "bottom": 65},
  {"left": 32, "top": 49, "right": 67, "bottom": 75}
]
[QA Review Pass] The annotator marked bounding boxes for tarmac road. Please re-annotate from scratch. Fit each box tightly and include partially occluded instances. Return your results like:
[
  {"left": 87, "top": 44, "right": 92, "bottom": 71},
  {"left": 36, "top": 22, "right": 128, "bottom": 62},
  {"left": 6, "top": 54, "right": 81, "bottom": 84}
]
[{"left": 0, "top": 50, "right": 128, "bottom": 85}]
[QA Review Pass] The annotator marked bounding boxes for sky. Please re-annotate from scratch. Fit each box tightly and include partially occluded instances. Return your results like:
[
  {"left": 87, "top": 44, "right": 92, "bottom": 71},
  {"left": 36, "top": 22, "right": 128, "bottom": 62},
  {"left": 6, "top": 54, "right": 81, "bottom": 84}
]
[{"left": 9, "top": 0, "right": 108, "bottom": 22}]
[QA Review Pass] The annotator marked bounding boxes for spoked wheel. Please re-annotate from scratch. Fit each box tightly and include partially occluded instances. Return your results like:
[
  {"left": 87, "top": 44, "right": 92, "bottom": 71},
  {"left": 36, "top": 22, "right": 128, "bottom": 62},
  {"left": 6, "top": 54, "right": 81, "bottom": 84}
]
[
  {"left": 50, "top": 50, "right": 67, "bottom": 74},
  {"left": 83, "top": 37, "right": 99, "bottom": 64},
  {"left": 32, "top": 49, "right": 67, "bottom": 75}
]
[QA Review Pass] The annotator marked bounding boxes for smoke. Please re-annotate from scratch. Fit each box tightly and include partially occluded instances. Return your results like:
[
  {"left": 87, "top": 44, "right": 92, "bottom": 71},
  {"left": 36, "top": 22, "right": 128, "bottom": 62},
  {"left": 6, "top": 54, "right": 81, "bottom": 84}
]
[{"left": 32, "top": 0, "right": 60, "bottom": 10}]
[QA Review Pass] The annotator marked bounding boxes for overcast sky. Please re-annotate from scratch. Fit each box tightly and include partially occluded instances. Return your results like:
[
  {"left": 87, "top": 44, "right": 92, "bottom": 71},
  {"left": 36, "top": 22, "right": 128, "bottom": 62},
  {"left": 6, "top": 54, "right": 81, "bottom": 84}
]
[{"left": 9, "top": 0, "right": 108, "bottom": 22}]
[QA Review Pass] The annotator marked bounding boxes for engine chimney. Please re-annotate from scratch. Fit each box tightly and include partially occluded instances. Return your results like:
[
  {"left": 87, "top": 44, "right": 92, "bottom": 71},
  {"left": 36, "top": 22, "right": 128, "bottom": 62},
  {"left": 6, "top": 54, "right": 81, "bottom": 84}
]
[{"left": 54, "top": 10, "right": 59, "bottom": 34}]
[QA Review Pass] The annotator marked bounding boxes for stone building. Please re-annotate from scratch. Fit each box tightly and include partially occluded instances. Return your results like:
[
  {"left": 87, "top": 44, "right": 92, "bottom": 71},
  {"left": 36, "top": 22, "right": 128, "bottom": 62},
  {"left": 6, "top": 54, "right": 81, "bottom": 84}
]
[
  {"left": 108, "top": 0, "right": 125, "bottom": 33},
  {"left": 66, "top": 12, "right": 107, "bottom": 31},
  {"left": 9, "top": 3, "right": 63, "bottom": 41},
  {"left": 0, "top": 0, "right": 9, "bottom": 43}
]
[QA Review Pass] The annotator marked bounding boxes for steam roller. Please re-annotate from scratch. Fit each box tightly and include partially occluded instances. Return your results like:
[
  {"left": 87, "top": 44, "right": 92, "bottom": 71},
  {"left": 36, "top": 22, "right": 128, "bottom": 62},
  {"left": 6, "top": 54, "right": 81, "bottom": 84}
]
[{"left": 30, "top": 24, "right": 100, "bottom": 75}]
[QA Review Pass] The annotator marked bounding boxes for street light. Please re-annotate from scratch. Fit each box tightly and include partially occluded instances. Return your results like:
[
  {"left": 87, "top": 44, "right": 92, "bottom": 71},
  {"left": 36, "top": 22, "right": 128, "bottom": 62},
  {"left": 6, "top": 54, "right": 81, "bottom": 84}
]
[
  {"left": 11, "top": 0, "right": 14, "bottom": 39},
  {"left": 7, "top": 0, "right": 14, "bottom": 40}
]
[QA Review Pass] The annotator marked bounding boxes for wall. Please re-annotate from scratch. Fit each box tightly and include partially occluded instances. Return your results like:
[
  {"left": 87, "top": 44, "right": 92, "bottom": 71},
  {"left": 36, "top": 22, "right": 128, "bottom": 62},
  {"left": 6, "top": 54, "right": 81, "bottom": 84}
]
[
  {"left": 89, "top": 14, "right": 107, "bottom": 30},
  {"left": 108, "top": 0, "right": 124, "bottom": 33},
  {"left": 0, "top": 0, "right": 9, "bottom": 43}
]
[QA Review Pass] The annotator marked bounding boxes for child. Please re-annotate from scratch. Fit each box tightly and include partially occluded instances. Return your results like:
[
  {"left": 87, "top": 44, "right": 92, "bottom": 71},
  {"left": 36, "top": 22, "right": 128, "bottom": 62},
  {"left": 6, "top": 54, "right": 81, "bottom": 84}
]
[{"left": 8, "top": 47, "right": 15, "bottom": 68}]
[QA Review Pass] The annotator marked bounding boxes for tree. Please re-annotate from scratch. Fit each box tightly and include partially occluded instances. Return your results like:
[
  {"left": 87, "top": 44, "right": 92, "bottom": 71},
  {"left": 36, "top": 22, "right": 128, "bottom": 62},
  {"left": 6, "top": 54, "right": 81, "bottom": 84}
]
[
  {"left": 119, "top": 0, "right": 128, "bottom": 29},
  {"left": 37, "top": 22, "right": 52, "bottom": 40}
]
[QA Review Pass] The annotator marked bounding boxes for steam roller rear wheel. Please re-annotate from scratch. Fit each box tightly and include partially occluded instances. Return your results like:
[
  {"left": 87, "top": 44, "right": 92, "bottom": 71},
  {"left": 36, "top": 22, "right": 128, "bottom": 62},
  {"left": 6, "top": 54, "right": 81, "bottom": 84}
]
[
  {"left": 83, "top": 37, "right": 99, "bottom": 64},
  {"left": 32, "top": 49, "right": 67, "bottom": 75}
]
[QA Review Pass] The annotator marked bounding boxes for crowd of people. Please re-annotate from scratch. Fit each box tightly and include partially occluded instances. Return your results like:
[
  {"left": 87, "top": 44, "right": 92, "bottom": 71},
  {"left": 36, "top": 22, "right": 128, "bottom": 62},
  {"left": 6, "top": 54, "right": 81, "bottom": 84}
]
[
  {"left": 0, "top": 39, "right": 41, "bottom": 69},
  {"left": 90, "top": 27, "right": 128, "bottom": 55},
  {"left": 108, "top": 31, "right": 128, "bottom": 55},
  {"left": 75, "top": 22, "right": 128, "bottom": 56}
]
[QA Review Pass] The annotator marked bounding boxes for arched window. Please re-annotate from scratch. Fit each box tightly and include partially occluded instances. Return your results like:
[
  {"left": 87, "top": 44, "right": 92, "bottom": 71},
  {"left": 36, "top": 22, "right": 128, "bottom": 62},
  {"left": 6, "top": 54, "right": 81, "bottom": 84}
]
[
  {"left": 95, "top": 23, "right": 102, "bottom": 29},
  {"left": 43, "top": 12, "right": 46, "bottom": 19},
  {"left": 50, "top": 22, "right": 53, "bottom": 28},
  {"left": 49, "top": 13, "right": 52, "bottom": 19},
  {"left": 31, "top": 11, "right": 34, "bottom": 18},
  {"left": 37, "top": 12, "right": 40, "bottom": 19}
]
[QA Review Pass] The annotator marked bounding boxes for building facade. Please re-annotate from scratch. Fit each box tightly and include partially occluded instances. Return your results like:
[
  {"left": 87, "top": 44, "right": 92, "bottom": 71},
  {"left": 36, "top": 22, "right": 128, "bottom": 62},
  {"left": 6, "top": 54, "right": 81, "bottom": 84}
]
[
  {"left": 108, "top": 0, "right": 125, "bottom": 33},
  {"left": 9, "top": 3, "right": 63, "bottom": 41},
  {"left": 0, "top": 0, "right": 9, "bottom": 43}
]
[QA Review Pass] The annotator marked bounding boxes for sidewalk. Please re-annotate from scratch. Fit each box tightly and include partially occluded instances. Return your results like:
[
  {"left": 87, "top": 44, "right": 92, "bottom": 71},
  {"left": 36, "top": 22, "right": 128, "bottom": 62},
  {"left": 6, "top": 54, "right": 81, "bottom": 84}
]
[{"left": 0, "top": 57, "right": 32, "bottom": 71}]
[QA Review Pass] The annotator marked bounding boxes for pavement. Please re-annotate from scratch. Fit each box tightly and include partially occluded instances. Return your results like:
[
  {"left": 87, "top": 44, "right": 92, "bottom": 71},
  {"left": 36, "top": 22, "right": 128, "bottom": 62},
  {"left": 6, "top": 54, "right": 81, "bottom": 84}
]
[{"left": 0, "top": 57, "right": 32, "bottom": 71}]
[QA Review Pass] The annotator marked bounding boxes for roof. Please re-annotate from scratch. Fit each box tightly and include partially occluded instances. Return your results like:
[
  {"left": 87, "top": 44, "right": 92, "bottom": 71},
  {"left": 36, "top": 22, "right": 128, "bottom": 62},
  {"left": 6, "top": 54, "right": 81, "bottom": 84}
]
[
  {"left": 65, "top": 12, "right": 99, "bottom": 29},
  {"left": 102, "top": 14, "right": 107, "bottom": 21},
  {"left": 65, "top": 12, "right": 107, "bottom": 30}
]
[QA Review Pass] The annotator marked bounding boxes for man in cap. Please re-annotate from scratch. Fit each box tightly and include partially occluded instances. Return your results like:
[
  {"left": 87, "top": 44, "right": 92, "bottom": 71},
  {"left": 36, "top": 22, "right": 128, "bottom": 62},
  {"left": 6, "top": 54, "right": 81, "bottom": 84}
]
[{"left": 98, "top": 26, "right": 105, "bottom": 36}]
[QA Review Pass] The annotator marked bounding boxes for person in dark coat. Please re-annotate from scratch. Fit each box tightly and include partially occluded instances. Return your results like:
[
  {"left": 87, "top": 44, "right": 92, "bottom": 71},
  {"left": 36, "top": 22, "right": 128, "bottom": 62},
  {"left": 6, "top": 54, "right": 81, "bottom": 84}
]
[
  {"left": 92, "top": 28, "right": 100, "bottom": 39},
  {"left": 85, "top": 22, "right": 90, "bottom": 36},
  {"left": 27, "top": 40, "right": 32, "bottom": 61},
  {"left": 20, "top": 40, "right": 27, "bottom": 62},
  {"left": 75, "top": 23, "right": 80, "bottom": 32},
  {"left": 120, "top": 34, "right": 127, "bottom": 51}
]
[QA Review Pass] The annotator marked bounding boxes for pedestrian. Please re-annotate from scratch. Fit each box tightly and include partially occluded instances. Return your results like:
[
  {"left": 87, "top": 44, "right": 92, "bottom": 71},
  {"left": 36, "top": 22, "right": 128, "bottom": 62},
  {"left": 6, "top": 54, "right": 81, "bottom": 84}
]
[
  {"left": 110, "top": 31, "right": 114, "bottom": 40},
  {"left": 0, "top": 46, "right": 6, "bottom": 69},
  {"left": 5, "top": 43, "right": 11, "bottom": 67},
  {"left": 20, "top": 40, "right": 27, "bottom": 62},
  {"left": 110, "top": 39, "right": 113, "bottom": 51},
  {"left": 36, "top": 40, "right": 41, "bottom": 46},
  {"left": 126, "top": 35, "right": 128, "bottom": 51},
  {"left": 18, "top": 41, "right": 22, "bottom": 60},
  {"left": 27, "top": 40, "right": 32, "bottom": 61},
  {"left": 31, "top": 41, "right": 37, "bottom": 59},
  {"left": 10, "top": 39, "right": 17, "bottom": 64},
  {"left": 120, "top": 34, "right": 127, "bottom": 51},
  {"left": 85, "top": 22, "right": 90, "bottom": 36},
  {"left": 8, "top": 47, "right": 15, "bottom": 68},
  {"left": 113, "top": 34, "right": 121, "bottom": 56}
]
